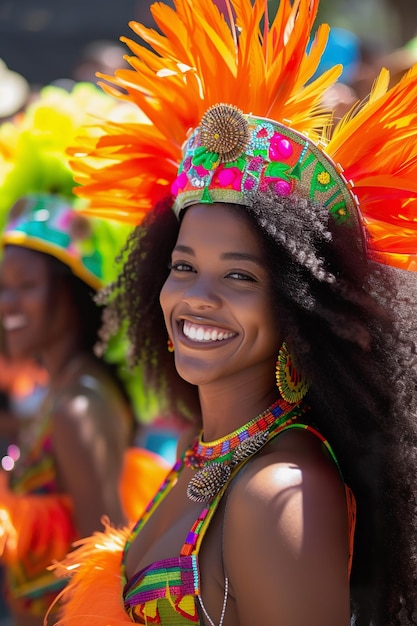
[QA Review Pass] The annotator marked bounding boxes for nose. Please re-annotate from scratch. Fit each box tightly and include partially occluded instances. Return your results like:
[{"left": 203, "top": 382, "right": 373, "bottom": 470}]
[{"left": 182, "top": 276, "right": 221, "bottom": 310}]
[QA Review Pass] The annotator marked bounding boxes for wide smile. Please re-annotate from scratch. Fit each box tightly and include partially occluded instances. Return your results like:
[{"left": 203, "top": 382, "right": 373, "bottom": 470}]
[
  {"left": 2, "top": 314, "right": 28, "bottom": 332},
  {"left": 179, "top": 319, "right": 237, "bottom": 345}
]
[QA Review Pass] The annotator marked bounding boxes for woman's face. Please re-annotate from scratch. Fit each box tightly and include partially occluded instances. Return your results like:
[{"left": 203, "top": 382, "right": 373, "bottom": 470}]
[
  {"left": 160, "top": 203, "right": 281, "bottom": 388},
  {"left": 0, "top": 246, "right": 71, "bottom": 359}
]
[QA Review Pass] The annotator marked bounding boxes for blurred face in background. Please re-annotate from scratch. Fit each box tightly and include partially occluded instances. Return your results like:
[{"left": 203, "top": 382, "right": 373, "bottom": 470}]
[{"left": 0, "top": 246, "right": 74, "bottom": 360}]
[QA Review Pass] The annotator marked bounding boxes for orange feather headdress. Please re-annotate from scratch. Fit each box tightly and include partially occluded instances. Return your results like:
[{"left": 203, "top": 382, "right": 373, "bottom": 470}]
[{"left": 69, "top": 0, "right": 417, "bottom": 270}]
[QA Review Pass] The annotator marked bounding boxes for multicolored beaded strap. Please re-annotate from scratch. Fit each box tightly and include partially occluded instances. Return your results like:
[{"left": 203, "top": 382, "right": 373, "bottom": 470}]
[
  {"left": 184, "top": 397, "right": 299, "bottom": 468},
  {"left": 121, "top": 458, "right": 183, "bottom": 580}
]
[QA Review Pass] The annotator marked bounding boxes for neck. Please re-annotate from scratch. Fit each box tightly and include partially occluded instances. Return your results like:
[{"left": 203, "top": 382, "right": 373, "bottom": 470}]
[{"left": 198, "top": 377, "right": 279, "bottom": 441}]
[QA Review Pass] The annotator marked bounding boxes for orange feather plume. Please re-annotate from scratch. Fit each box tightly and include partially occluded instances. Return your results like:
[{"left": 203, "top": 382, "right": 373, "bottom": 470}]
[
  {"left": 47, "top": 521, "right": 134, "bottom": 626},
  {"left": 68, "top": 0, "right": 341, "bottom": 224},
  {"left": 327, "top": 65, "right": 417, "bottom": 269}
]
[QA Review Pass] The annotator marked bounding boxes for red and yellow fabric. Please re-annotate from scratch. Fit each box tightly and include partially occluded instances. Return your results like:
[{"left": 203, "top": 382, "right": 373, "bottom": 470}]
[{"left": 0, "top": 447, "right": 168, "bottom": 617}]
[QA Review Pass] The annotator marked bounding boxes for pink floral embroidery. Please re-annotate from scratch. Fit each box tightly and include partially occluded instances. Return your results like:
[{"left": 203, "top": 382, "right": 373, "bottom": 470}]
[
  {"left": 213, "top": 166, "right": 242, "bottom": 190},
  {"left": 269, "top": 133, "right": 293, "bottom": 161}
]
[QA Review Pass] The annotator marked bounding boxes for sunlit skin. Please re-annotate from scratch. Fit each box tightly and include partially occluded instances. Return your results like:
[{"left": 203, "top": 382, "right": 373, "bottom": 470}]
[
  {"left": 125, "top": 204, "right": 350, "bottom": 626},
  {"left": 0, "top": 245, "right": 132, "bottom": 626}
]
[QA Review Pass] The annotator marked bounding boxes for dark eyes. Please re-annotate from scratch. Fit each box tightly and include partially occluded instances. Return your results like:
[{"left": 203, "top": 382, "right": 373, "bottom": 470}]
[
  {"left": 168, "top": 262, "right": 194, "bottom": 273},
  {"left": 0, "top": 280, "right": 36, "bottom": 292},
  {"left": 226, "top": 271, "right": 255, "bottom": 281},
  {"left": 168, "top": 263, "right": 256, "bottom": 282}
]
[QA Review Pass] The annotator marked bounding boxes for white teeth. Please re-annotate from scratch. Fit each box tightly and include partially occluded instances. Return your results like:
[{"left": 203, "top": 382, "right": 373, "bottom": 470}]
[
  {"left": 183, "top": 320, "right": 234, "bottom": 343},
  {"left": 2, "top": 315, "right": 27, "bottom": 331}
]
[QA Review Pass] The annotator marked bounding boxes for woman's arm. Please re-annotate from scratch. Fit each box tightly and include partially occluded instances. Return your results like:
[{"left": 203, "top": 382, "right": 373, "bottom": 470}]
[
  {"left": 224, "top": 428, "right": 350, "bottom": 626},
  {"left": 51, "top": 386, "right": 128, "bottom": 537}
]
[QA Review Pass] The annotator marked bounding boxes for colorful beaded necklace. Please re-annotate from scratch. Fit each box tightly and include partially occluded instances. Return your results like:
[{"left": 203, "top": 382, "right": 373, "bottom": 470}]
[{"left": 184, "top": 397, "right": 307, "bottom": 503}]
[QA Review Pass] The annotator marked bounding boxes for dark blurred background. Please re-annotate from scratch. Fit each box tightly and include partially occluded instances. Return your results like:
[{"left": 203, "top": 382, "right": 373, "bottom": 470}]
[
  {"left": 0, "top": 0, "right": 174, "bottom": 88},
  {"left": 0, "top": 0, "right": 416, "bottom": 89}
]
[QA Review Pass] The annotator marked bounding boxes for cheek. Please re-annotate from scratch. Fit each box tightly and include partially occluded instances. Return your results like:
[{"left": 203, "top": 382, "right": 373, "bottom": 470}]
[{"left": 159, "top": 279, "right": 174, "bottom": 328}]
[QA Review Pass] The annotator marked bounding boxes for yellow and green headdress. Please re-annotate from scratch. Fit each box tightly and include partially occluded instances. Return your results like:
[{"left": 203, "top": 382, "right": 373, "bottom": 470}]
[
  {"left": 64, "top": 0, "right": 417, "bottom": 273},
  {"left": 0, "top": 82, "right": 133, "bottom": 288}
]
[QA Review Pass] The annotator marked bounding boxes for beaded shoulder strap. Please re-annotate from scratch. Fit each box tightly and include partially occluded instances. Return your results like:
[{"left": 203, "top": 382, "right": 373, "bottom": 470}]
[
  {"left": 121, "top": 457, "right": 184, "bottom": 578},
  {"left": 281, "top": 423, "right": 356, "bottom": 576}
]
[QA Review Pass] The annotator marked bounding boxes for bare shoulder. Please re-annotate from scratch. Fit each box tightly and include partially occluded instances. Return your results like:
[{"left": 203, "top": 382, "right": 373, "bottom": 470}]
[
  {"left": 51, "top": 366, "right": 131, "bottom": 444},
  {"left": 228, "top": 425, "right": 346, "bottom": 515},
  {"left": 223, "top": 426, "right": 350, "bottom": 626}
]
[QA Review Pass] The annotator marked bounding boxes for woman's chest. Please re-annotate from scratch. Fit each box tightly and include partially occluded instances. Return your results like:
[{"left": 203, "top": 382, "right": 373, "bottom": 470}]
[{"left": 123, "top": 465, "right": 239, "bottom": 625}]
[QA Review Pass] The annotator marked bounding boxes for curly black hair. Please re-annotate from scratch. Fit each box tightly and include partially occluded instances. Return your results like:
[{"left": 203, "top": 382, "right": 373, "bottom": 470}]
[{"left": 104, "top": 192, "right": 417, "bottom": 626}]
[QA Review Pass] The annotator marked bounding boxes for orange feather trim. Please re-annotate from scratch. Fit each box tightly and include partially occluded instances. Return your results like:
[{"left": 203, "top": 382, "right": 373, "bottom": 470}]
[
  {"left": 120, "top": 447, "right": 169, "bottom": 523},
  {"left": 68, "top": 0, "right": 340, "bottom": 223},
  {"left": 327, "top": 65, "right": 417, "bottom": 269},
  {"left": 47, "top": 521, "right": 133, "bottom": 626}
]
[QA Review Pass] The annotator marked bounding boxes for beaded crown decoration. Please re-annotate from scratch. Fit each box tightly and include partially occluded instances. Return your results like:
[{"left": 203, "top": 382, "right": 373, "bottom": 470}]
[
  {"left": 0, "top": 83, "right": 134, "bottom": 289},
  {"left": 172, "top": 104, "right": 364, "bottom": 252},
  {"left": 67, "top": 0, "right": 417, "bottom": 271}
]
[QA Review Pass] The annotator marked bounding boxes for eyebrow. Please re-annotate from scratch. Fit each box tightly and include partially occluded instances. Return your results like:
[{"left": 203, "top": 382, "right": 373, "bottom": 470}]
[{"left": 173, "top": 245, "right": 263, "bottom": 266}]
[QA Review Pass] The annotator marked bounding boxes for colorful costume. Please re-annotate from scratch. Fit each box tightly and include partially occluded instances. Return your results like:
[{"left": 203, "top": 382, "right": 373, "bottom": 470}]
[
  {"left": 51, "top": 400, "right": 356, "bottom": 625},
  {"left": 48, "top": 0, "right": 417, "bottom": 623},
  {"left": 0, "top": 87, "right": 169, "bottom": 618}
]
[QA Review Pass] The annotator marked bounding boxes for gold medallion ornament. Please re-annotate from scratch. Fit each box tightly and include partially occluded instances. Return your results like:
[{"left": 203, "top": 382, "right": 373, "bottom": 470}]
[
  {"left": 200, "top": 104, "right": 251, "bottom": 163},
  {"left": 187, "top": 431, "right": 269, "bottom": 503}
]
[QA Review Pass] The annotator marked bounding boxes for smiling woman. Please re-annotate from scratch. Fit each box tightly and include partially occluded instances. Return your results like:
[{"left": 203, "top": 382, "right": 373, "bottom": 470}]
[
  {"left": 50, "top": 0, "right": 417, "bottom": 625},
  {"left": 160, "top": 204, "right": 281, "bottom": 393}
]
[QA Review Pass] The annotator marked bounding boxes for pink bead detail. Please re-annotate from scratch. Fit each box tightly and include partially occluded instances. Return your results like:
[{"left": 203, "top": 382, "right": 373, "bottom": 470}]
[
  {"left": 277, "top": 138, "right": 293, "bottom": 158},
  {"left": 243, "top": 176, "right": 256, "bottom": 191},
  {"left": 248, "top": 156, "right": 263, "bottom": 172},
  {"left": 214, "top": 167, "right": 242, "bottom": 190},
  {"left": 171, "top": 171, "right": 188, "bottom": 195},
  {"left": 274, "top": 179, "right": 292, "bottom": 195},
  {"left": 183, "top": 156, "right": 192, "bottom": 172},
  {"left": 257, "top": 127, "right": 269, "bottom": 139},
  {"left": 195, "top": 164, "right": 209, "bottom": 177},
  {"left": 269, "top": 132, "right": 293, "bottom": 161},
  {"left": 217, "top": 168, "right": 235, "bottom": 186}
]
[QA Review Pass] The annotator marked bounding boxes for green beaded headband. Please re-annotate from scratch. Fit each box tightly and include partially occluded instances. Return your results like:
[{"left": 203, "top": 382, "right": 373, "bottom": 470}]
[{"left": 171, "top": 104, "right": 365, "bottom": 250}]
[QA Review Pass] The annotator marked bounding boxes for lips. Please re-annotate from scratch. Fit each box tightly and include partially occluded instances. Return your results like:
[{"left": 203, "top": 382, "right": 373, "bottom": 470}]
[
  {"left": 182, "top": 319, "right": 236, "bottom": 343},
  {"left": 2, "top": 314, "right": 28, "bottom": 331}
]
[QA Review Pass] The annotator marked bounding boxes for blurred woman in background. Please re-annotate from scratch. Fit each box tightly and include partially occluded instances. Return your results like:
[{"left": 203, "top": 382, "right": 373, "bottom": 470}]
[{"left": 0, "top": 85, "right": 168, "bottom": 626}]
